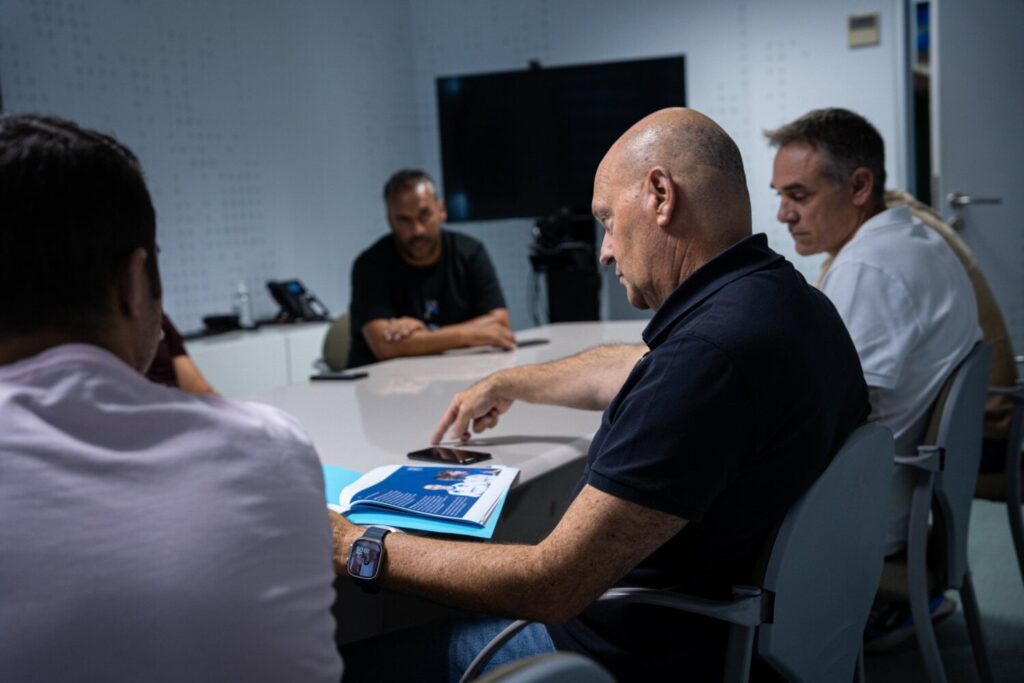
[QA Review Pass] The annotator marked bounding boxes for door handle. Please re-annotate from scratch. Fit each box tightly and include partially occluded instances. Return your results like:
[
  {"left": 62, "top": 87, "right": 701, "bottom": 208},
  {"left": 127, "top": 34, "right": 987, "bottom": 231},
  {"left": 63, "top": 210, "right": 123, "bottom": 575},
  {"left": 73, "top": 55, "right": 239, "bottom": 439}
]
[{"left": 947, "top": 191, "right": 1003, "bottom": 207}]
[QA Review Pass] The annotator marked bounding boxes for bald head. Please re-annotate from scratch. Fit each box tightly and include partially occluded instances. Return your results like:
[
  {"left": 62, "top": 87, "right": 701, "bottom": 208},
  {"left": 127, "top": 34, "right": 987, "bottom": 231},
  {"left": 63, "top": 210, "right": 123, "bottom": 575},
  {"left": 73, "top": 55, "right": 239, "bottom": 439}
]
[
  {"left": 603, "top": 108, "right": 751, "bottom": 247},
  {"left": 594, "top": 108, "right": 753, "bottom": 310},
  {"left": 615, "top": 109, "right": 745, "bottom": 178}
]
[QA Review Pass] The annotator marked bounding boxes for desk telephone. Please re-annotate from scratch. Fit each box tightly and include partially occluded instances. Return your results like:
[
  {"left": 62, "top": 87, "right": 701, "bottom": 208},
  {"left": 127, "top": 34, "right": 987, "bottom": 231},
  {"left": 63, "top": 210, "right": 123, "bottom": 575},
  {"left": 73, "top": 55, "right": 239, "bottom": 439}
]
[{"left": 267, "top": 279, "right": 329, "bottom": 322}]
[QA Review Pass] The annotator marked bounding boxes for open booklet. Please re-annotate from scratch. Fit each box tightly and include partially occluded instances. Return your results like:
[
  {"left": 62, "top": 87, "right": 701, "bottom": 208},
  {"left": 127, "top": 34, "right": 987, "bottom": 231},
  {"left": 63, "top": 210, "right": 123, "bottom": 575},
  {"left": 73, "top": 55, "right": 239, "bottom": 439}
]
[{"left": 324, "top": 464, "right": 519, "bottom": 539}]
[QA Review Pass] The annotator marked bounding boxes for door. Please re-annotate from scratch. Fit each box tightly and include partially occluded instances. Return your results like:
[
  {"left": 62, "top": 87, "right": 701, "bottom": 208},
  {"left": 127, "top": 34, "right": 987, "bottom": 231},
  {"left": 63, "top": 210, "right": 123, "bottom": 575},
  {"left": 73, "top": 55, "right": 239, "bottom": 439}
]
[{"left": 933, "top": 0, "right": 1024, "bottom": 352}]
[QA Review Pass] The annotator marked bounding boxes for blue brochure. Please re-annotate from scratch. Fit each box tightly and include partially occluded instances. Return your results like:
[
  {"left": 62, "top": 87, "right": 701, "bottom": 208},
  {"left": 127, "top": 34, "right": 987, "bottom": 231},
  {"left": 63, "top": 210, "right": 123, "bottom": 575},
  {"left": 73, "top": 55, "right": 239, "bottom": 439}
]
[{"left": 322, "top": 464, "right": 518, "bottom": 539}]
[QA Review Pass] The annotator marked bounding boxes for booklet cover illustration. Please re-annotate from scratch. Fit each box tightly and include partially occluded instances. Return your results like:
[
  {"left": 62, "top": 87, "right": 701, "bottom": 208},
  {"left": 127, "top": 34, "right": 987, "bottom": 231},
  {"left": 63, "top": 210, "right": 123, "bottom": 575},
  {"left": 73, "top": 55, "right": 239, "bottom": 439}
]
[{"left": 324, "top": 464, "right": 519, "bottom": 538}]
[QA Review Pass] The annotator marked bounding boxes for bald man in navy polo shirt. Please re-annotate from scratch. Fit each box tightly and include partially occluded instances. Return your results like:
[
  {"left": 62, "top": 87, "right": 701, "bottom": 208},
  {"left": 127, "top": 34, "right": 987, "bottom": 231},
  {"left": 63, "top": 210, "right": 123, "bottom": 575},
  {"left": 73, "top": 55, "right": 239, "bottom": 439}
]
[{"left": 332, "top": 108, "right": 869, "bottom": 682}]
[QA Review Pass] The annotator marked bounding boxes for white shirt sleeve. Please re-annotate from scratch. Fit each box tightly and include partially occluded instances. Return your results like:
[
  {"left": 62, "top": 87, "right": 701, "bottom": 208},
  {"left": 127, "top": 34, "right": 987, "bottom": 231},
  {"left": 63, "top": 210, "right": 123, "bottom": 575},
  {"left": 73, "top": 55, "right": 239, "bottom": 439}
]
[{"left": 821, "top": 261, "right": 921, "bottom": 390}]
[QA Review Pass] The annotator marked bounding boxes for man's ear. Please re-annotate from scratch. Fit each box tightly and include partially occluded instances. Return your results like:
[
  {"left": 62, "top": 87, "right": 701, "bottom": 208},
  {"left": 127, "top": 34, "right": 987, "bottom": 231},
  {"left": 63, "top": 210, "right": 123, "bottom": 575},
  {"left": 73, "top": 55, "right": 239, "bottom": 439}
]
[
  {"left": 850, "top": 167, "right": 875, "bottom": 207},
  {"left": 646, "top": 167, "right": 675, "bottom": 228},
  {"left": 437, "top": 198, "right": 448, "bottom": 224},
  {"left": 116, "top": 247, "right": 150, "bottom": 319}
]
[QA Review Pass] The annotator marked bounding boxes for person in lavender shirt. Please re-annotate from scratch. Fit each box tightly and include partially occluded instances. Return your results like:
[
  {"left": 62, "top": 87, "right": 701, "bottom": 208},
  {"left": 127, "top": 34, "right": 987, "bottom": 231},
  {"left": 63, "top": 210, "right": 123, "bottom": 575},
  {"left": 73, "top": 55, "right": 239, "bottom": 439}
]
[{"left": 0, "top": 114, "right": 341, "bottom": 683}]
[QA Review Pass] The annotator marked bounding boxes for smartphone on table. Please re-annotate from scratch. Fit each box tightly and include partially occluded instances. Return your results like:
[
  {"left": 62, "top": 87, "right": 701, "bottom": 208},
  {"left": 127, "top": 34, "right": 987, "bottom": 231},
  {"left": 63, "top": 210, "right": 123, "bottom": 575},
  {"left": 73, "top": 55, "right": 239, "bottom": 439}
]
[
  {"left": 515, "top": 337, "right": 549, "bottom": 348},
  {"left": 407, "top": 446, "right": 492, "bottom": 465},
  {"left": 310, "top": 370, "right": 368, "bottom": 381}
]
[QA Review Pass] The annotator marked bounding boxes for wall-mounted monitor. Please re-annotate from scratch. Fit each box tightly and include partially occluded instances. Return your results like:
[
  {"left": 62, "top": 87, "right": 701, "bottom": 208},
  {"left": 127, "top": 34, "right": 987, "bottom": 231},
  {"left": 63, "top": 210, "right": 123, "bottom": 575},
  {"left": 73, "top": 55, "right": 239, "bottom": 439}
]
[{"left": 436, "top": 55, "right": 686, "bottom": 222}]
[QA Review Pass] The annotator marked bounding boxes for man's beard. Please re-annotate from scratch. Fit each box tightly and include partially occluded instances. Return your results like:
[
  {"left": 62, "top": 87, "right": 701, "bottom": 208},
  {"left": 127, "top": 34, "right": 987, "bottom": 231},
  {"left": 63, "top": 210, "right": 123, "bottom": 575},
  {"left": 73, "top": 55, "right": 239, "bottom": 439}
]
[{"left": 400, "top": 235, "right": 439, "bottom": 261}]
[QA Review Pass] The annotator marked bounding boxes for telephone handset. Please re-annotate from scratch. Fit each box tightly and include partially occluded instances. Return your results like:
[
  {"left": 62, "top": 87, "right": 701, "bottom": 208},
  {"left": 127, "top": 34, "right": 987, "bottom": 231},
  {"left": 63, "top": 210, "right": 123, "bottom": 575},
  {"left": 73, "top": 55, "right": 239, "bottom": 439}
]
[{"left": 266, "top": 280, "right": 329, "bottom": 322}]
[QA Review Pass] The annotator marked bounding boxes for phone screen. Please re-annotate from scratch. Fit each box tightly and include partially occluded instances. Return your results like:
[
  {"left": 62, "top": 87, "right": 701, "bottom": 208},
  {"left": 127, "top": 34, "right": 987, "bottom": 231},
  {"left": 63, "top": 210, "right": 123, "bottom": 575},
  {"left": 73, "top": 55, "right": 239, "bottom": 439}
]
[{"left": 407, "top": 446, "right": 492, "bottom": 464}]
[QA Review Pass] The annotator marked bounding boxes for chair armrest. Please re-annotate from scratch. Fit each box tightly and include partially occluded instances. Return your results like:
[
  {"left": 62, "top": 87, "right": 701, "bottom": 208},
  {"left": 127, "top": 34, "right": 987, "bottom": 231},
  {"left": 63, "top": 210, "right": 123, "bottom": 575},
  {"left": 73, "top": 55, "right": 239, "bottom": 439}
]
[
  {"left": 895, "top": 445, "right": 944, "bottom": 473},
  {"left": 597, "top": 585, "right": 768, "bottom": 628},
  {"left": 459, "top": 586, "right": 768, "bottom": 683}
]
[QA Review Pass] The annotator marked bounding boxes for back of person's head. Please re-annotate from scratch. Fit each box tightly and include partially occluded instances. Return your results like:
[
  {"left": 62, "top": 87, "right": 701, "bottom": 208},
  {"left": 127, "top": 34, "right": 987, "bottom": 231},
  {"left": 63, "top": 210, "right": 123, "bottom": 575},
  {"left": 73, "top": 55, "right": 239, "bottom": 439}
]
[
  {"left": 0, "top": 114, "right": 160, "bottom": 335},
  {"left": 382, "top": 169, "right": 436, "bottom": 204},
  {"left": 764, "top": 108, "right": 886, "bottom": 203},
  {"left": 615, "top": 108, "right": 752, "bottom": 249}
]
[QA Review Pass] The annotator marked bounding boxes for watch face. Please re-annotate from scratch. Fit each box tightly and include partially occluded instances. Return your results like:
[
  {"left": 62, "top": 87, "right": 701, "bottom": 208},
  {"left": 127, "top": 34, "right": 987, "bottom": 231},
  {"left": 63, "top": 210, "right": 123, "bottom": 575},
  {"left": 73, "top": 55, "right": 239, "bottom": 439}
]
[{"left": 347, "top": 538, "right": 383, "bottom": 580}]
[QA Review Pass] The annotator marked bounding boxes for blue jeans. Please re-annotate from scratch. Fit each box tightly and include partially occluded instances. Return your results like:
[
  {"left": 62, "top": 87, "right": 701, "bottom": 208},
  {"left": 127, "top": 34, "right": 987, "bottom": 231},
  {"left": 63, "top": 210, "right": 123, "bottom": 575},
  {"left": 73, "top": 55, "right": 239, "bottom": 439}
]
[
  {"left": 339, "top": 614, "right": 555, "bottom": 683},
  {"left": 447, "top": 616, "right": 555, "bottom": 682}
]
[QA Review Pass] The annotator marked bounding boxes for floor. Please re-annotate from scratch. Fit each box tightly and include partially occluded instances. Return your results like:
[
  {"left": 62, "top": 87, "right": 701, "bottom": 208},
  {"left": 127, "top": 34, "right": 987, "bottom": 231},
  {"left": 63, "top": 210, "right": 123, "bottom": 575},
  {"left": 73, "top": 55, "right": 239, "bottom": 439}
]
[{"left": 865, "top": 500, "right": 1024, "bottom": 682}]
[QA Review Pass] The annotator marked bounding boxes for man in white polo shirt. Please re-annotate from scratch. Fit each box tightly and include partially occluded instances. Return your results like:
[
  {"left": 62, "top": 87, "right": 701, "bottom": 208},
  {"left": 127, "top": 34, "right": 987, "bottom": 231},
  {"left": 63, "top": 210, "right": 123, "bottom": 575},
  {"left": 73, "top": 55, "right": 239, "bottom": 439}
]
[
  {"left": 767, "top": 107, "right": 980, "bottom": 644},
  {"left": 0, "top": 115, "right": 342, "bottom": 682}
]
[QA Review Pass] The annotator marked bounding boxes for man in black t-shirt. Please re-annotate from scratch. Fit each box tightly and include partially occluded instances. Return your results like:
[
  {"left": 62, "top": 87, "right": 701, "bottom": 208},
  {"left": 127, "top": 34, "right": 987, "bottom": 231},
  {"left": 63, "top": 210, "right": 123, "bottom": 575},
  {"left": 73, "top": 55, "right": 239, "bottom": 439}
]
[
  {"left": 332, "top": 111, "right": 869, "bottom": 682},
  {"left": 346, "top": 170, "right": 513, "bottom": 368}
]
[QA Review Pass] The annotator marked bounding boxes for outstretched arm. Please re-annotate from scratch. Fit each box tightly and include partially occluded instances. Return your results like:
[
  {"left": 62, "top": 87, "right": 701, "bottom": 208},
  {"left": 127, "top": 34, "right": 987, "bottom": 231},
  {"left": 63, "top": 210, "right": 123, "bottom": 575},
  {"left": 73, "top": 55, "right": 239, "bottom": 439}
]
[
  {"left": 330, "top": 484, "right": 686, "bottom": 624},
  {"left": 431, "top": 343, "right": 646, "bottom": 443},
  {"left": 362, "top": 308, "right": 514, "bottom": 361}
]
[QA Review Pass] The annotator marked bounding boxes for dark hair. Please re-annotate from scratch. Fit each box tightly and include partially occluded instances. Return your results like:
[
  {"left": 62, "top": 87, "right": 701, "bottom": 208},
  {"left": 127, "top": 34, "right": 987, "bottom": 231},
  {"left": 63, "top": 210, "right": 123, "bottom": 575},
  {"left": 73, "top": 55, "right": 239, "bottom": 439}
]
[
  {"left": 0, "top": 114, "right": 160, "bottom": 334},
  {"left": 382, "top": 169, "right": 437, "bottom": 204},
  {"left": 764, "top": 108, "right": 886, "bottom": 203}
]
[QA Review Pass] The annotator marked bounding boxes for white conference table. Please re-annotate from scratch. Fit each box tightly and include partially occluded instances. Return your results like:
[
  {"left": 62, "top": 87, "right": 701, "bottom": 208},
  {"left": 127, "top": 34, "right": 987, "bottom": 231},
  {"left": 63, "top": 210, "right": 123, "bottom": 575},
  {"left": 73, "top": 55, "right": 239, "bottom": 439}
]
[
  {"left": 253, "top": 320, "right": 647, "bottom": 642},
  {"left": 256, "top": 320, "right": 647, "bottom": 487}
]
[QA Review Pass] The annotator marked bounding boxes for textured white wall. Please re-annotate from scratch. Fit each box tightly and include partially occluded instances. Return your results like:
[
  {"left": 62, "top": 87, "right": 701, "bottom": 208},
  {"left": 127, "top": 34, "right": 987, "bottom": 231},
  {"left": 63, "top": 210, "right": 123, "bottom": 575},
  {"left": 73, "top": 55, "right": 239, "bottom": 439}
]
[
  {"left": 0, "top": 0, "right": 421, "bottom": 331},
  {"left": 0, "top": 0, "right": 906, "bottom": 331}
]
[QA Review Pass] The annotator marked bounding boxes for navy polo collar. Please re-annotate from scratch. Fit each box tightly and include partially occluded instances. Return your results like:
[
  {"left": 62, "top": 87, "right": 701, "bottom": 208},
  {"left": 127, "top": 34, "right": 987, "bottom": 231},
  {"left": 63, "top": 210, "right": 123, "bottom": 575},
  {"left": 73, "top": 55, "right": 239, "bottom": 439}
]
[{"left": 642, "top": 233, "right": 783, "bottom": 348}]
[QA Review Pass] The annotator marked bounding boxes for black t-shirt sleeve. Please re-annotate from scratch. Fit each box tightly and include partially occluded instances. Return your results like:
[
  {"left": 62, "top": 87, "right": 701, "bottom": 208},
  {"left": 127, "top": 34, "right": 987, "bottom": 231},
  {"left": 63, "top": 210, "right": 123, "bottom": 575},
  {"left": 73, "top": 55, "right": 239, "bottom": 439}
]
[
  {"left": 464, "top": 241, "right": 507, "bottom": 315},
  {"left": 349, "top": 251, "right": 396, "bottom": 332},
  {"left": 586, "top": 334, "right": 752, "bottom": 522}
]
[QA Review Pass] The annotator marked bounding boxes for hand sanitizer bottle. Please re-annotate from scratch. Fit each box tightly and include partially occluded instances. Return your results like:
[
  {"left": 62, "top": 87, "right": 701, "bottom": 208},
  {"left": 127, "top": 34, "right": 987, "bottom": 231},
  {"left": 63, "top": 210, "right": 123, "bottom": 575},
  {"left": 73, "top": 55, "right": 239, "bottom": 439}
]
[{"left": 233, "top": 280, "right": 254, "bottom": 329}]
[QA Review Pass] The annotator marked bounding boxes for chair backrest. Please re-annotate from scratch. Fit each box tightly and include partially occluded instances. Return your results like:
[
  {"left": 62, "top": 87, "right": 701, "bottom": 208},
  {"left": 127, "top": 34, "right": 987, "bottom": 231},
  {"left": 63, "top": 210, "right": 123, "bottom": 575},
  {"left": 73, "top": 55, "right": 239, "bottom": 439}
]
[
  {"left": 322, "top": 313, "right": 352, "bottom": 371},
  {"left": 757, "top": 422, "right": 894, "bottom": 682},
  {"left": 474, "top": 653, "right": 616, "bottom": 683},
  {"left": 928, "top": 341, "right": 993, "bottom": 587}
]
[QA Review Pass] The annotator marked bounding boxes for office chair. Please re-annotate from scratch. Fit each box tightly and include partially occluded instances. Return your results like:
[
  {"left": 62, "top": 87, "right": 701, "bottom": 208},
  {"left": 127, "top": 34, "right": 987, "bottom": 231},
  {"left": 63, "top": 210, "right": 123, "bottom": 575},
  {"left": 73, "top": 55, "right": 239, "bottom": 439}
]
[
  {"left": 471, "top": 652, "right": 615, "bottom": 683},
  {"left": 460, "top": 422, "right": 895, "bottom": 683},
  {"left": 321, "top": 313, "right": 352, "bottom": 371},
  {"left": 887, "top": 342, "right": 994, "bottom": 683},
  {"left": 977, "top": 355, "right": 1024, "bottom": 586}
]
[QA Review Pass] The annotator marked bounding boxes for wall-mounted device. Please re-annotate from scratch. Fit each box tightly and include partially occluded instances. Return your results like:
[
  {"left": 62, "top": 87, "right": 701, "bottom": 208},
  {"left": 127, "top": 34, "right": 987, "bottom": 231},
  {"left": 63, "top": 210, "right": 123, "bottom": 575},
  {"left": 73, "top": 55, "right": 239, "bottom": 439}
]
[
  {"left": 848, "top": 13, "right": 880, "bottom": 48},
  {"left": 436, "top": 55, "right": 686, "bottom": 222},
  {"left": 266, "top": 279, "right": 329, "bottom": 322},
  {"left": 437, "top": 55, "right": 685, "bottom": 324}
]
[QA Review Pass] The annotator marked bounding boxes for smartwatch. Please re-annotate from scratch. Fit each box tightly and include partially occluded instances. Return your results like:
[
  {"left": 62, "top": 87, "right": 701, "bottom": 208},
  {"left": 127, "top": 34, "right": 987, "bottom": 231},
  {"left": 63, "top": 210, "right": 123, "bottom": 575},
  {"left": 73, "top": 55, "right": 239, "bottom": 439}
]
[{"left": 346, "top": 526, "right": 392, "bottom": 592}]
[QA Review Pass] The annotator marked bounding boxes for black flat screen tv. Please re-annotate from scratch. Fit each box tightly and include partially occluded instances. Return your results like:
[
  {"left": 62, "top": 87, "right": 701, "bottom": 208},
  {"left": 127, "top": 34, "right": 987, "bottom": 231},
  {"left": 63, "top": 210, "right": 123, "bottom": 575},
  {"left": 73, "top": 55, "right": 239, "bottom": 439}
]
[{"left": 436, "top": 55, "right": 686, "bottom": 222}]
